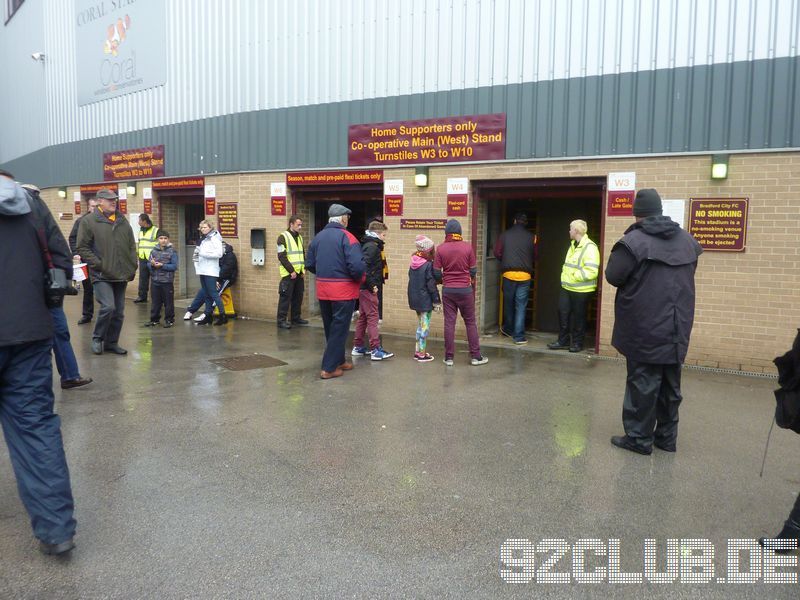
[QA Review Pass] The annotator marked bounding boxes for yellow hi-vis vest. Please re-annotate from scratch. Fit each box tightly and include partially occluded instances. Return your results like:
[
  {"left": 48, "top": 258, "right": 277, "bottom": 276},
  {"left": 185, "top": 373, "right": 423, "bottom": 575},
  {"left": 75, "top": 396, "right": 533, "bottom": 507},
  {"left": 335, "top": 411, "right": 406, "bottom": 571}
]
[
  {"left": 560, "top": 234, "right": 600, "bottom": 293},
  {"left": 278, "top": 230, "right": 305, "bottom": 277},
  {"left": 138, "top": 226, "right": 159, "bottom": 260}
]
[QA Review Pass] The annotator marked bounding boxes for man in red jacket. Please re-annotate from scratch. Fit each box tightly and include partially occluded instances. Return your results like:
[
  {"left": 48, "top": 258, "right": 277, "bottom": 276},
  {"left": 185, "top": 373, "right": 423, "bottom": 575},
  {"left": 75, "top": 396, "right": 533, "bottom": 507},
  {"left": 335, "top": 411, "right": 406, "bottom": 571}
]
[
  {"left": 433, "top": 219, "right": 488, "bottom": 367},
  {"left": 305, "top": 204, "right": 366, "bottom": 379}
]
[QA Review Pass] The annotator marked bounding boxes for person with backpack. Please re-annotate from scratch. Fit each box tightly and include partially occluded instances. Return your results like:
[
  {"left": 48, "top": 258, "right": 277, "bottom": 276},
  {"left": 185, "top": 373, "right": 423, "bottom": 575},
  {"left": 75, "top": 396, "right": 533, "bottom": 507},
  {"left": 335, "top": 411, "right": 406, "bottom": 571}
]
[{"left": 215, "top": 241, "right": 238, "bottom": 319}]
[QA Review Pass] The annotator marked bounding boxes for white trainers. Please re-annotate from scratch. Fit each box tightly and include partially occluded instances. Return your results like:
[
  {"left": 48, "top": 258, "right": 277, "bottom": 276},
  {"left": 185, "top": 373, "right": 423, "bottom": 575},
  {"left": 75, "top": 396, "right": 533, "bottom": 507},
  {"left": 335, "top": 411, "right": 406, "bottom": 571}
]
[
  {"left": 193, "top": 314, "right": 206, "bottom": 323},
  {"left": 443, "top": 358, "right": 454, "bottom": 366},
  {"left": 471, "top": 356, "right": 489, "bottom": 366},
  {"left": 183, "top": 311, "right": 193, "bottom": 321}
]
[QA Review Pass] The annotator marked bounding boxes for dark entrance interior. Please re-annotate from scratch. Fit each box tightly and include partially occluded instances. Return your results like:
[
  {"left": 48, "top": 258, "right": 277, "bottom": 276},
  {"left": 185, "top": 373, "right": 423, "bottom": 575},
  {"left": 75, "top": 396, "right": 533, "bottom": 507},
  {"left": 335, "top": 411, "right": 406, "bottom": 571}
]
[
  {"left": 479, "top": 177, "right": 605, "bottom": 348},
  {"left": 157, "top": 193, "right": 204, "bottom": 298},
  {"left": 299, "top": 188, "right": 384, "bottom": 236}
]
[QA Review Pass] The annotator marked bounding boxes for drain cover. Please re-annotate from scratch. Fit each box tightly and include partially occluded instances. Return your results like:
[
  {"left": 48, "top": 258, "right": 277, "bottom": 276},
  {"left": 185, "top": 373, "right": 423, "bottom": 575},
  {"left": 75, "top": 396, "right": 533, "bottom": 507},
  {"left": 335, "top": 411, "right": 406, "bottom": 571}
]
[{"left": 209, "top": 354, "right": 288, "bottom": 371}]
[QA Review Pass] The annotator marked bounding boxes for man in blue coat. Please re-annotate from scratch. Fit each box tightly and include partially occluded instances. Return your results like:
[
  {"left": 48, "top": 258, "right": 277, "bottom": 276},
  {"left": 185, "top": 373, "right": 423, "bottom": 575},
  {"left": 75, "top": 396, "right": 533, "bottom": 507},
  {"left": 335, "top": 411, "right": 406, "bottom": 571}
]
[
  {"left": 306, "top": 204, "right": 365, "bottom": 379},
  {"left": 605, "top": 189, "right": 702, "bottom": 455}
]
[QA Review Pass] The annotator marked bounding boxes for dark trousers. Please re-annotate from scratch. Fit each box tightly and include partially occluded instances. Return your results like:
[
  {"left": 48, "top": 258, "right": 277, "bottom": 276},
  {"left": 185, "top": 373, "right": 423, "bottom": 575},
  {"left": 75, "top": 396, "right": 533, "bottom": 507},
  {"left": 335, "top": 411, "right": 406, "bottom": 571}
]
[
  {"left": 137, "top": 258, "right": 151, "bottom": 300},
  {"left": 150, "top": 282, "right": 175, "bottom": 322},
  {"left": 277, "top": 275, "right": 304, "bottom": 322},
  {"left": 93, "top": 281, "right": 127, "bottom": 345},
  {"left": 557, "top": 288, "right": 591, "bottom": 347},
  {"left": 502, "top": 278, "right": 530, "bottom": 342},
  {"left": 187, "top": 275, "right": 223, "bottom": 317},
  {"left": 0, "top": 340, "right": 76, "bottom": 544},
  {"left": 50, "top": 306, "right": 80, "bottom": 381},
  {"left": 443, "top": 291, "right": 481, "bottom": 360},
  {"left": 319, "top": 299, "right": 355, "bottom": 373},
  {"left": 81, "top": 276, "right": 94, "bottom": 319},
  {"left": 622, "top": 359, "right": 683, "bottom": 448}
]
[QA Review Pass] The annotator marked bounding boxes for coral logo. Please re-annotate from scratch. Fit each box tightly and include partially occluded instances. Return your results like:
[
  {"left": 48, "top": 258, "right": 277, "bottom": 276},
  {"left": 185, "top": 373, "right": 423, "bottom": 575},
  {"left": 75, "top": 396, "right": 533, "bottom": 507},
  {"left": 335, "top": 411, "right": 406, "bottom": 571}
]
[{"left": 103, "top": 15, "right": 131, "bottom": 57}]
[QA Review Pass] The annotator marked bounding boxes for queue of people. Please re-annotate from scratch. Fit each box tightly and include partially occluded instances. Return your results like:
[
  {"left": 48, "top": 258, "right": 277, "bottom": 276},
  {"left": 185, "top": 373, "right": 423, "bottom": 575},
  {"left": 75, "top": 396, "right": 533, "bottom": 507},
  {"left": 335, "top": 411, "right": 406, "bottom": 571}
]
[{"left": 1, "top": 177, "right": 796, "bottom": 560}]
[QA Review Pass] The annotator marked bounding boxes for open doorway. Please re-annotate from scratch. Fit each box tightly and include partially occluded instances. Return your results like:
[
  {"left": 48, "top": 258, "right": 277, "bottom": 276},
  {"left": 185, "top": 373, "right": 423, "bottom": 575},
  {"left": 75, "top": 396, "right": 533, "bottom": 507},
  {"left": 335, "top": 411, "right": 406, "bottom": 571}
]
[
  {"left": 478, "top": 177, "right": 605, "bottom": 351},
  {"left": 292, "top": 187, "right": 383, "bottom": 315},
  {"left": 157, "top": 194, "right": 204, "bottom": 298}
]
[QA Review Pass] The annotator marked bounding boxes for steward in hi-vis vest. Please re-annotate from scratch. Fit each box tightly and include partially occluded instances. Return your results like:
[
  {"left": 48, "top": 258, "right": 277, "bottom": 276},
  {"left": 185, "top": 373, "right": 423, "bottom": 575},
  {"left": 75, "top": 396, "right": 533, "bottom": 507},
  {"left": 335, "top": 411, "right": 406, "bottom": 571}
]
[
  {"left": 135, "top": 214, "right": 159, "bottom": 303},
  {"left": 276, "top": 215, "right": 309, "bottom": 328},
  {"left": 547, "top": 219, "right": 600, "bottom": 353}
]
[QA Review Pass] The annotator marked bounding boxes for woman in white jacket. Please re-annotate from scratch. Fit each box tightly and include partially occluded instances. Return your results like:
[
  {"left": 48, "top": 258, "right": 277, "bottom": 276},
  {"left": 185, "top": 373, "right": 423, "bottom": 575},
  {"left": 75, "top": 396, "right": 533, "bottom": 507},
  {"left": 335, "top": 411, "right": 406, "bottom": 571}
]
[{"left": 183, "top": 220, "right": 227, "bottom": 325}]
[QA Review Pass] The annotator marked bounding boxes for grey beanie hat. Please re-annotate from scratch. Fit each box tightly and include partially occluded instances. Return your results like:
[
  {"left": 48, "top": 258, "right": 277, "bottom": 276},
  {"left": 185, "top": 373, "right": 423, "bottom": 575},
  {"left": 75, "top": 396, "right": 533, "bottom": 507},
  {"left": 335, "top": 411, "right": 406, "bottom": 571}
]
[
  {"left": 445, "top": 219, "right": 462, "bottom": 235},
  {"left": 328, "top": 203, "right": 352, "bottom": 217},
  {"left": 632, "top": 188, "right": 663, "bottom": 217}
]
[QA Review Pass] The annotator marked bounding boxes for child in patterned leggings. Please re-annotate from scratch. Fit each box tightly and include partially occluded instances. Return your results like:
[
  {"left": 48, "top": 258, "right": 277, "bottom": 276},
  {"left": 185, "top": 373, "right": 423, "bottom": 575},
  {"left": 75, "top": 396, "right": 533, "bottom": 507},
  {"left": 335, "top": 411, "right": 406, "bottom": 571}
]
[{"left": 407, "top": 236, "right": 441, "bottom": 362}]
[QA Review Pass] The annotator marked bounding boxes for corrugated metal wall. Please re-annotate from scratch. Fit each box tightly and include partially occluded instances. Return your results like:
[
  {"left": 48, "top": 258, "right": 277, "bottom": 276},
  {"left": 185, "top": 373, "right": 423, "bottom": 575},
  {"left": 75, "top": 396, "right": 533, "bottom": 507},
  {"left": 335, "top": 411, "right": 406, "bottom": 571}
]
[{"left": 3, "top": 0, "right": 799, "bottom": 163}]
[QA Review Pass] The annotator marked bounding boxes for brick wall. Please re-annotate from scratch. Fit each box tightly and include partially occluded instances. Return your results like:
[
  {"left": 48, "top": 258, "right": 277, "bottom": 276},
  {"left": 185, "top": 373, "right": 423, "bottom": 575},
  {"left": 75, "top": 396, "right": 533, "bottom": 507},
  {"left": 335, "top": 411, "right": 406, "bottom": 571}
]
[{"left": 39, "top": 151, "right": 800, "bottom": 374}]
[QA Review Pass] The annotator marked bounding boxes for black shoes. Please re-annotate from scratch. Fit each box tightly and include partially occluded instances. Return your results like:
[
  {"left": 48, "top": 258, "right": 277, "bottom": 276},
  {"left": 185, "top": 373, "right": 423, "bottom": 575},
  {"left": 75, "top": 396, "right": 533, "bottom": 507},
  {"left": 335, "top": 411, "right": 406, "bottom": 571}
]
[
  {"left": 277, "top": 321, "right": 292, "bottom": 329},
  {"left": 569, "top": 345, "right": 583, "bottom": 353},
  {"left": 163, "top": 321, "right": 174, "bottom": 328},
  {"left": 61, "top": 377, "right": 93, "bottom": 390},
  {"left": 759, "top": 524, "right": 800, "bottom": 554},
  {"left": 105, "top": 344, "right": 128, "bottom": 355},
  {"left": 77, "top": 316, "right": 92, "bottom": 325},
  {"left": 39, "top": 538, "right": 75, "bottom": 555},
  {"left": 547, "top": 341, "right": 570, "bottom": 350},
  {"left": 133, "top": 297, "right": 147, "bottom": 304},
  {"left": 91, "top": 339, "right": 103, "bottom": 355},
  {"left": 213, "top": 314, "right": 228, "bottom": 326},
  {"left": 292, "top": 318, "right": 309, "bottom": 325},
  {"left": 654, "top": 439, "right": 677, "bottom": 452},
  {"left": 610, "top": 435, "right": 653, "bottom": 455},
  {"left": 143, "top": 321, "right": 160, "bottom": 327}
]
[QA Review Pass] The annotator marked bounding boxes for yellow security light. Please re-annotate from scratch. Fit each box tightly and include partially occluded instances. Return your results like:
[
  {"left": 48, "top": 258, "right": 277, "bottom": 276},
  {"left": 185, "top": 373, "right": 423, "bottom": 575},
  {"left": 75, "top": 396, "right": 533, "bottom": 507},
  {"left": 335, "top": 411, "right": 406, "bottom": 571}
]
[
  {"left": 126, "top": 182, "right": 137, "bottom": 196},
  {"left": 711, "top": 154, "right": 729, "bottom": 180},
  {"left": 57, "top": 187, "right": 67, "bottom": 198},
  {"left": 414, "top": 166, "right": 429, "bottom": 187}
]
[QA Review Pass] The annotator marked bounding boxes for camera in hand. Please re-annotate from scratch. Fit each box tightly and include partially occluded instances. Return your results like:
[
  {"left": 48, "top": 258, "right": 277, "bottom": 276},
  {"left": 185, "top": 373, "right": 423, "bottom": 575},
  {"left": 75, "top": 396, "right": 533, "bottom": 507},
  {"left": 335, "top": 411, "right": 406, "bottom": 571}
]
[{"left": 44, "top": 268, "right": 78, "bottom": 308}]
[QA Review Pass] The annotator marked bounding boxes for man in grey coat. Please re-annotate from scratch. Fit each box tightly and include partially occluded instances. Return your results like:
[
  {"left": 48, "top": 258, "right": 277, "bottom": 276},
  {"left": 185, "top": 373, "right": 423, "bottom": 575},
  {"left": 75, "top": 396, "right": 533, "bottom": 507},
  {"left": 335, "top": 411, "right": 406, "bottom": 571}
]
[{"left": 605, "top": 189, "right": 702, "bottom": 455}]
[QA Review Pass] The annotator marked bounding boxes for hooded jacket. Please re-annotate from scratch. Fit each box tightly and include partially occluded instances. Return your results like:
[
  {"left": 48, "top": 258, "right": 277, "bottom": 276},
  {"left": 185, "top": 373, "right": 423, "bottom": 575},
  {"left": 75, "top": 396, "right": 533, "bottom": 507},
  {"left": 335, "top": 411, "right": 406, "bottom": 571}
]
[
  {"left": 407, "top": 254, "right": 441, "bottom": 312},
  {"left": 76, "top": 208, "right": 138, "bottom": 282},
  {"left": 219, "top": 242, "right": 238, "bottom": 285},
  {"left": 360, "top": 233, "right": 385, "bottom": 291},
  {"left": 0, "top": 179, "right": 54, "bottom": 345},
  {"left": 605, "top": 216, "right": 702, "bottom": 364},
  {"left": 194, "top": 229, "right": 224, "bottom": 277}
]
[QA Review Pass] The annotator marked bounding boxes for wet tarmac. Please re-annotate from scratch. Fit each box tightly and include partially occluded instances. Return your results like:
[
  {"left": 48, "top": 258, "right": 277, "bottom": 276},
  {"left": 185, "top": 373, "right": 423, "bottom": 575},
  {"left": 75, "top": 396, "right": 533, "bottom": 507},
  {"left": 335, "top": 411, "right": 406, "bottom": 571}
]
[{"left": 1, "top": 300, "right": 798, "bottom": 599}]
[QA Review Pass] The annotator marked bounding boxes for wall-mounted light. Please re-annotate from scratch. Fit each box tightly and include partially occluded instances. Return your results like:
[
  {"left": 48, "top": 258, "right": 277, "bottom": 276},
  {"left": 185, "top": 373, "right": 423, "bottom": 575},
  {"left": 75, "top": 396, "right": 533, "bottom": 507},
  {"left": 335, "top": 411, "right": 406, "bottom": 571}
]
[
  {"left": 58, "top": 187, "right": 67, "bottom": 199},
  {"left": 414, "top": 166, "right": 429, "bottom": 187},
  {"left": 711, "top": 154, "right": 729, "bottom": 180},
  {"left": 126, "top": 182, "right": 137, "bottom": 196},
  {"left": 30, "top": 52, "right": 46, "bottom": 62}
]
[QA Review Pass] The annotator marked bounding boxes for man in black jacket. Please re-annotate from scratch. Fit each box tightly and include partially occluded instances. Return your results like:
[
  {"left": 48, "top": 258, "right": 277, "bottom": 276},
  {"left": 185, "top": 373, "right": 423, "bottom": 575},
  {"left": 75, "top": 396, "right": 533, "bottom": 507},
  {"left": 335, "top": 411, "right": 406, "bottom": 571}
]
[
  {"left": 352, "top": 221, "right": 393, "bottom": 360},
  {"left": 69, "top": 196, "right": 99, "bottom": 324},
  {"left": 605, "top": 189, "right": 702, "bottom": 455},
  {"left": 493, "top": 212, "right": 536, "bottom": 344},
  {"left": 0, "top": 170, "right": 77, "bottom": 555}
]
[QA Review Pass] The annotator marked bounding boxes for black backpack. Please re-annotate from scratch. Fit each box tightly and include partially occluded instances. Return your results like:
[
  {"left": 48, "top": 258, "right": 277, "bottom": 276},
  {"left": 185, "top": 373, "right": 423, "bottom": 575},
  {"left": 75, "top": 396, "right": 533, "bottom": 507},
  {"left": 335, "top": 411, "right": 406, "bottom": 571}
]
[{"left": 773, "top": 329, "right": 800, "bottom": 434}]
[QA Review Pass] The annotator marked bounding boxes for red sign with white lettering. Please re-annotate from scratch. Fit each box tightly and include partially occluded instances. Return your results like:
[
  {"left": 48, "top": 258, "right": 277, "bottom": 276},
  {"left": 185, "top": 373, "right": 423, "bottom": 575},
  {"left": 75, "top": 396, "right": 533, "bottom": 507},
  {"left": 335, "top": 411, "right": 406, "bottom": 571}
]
[
  {"left": 384, "top": 196, "right": 403, "bottom": 216},
  {"left": 143, "top": 199, "right": 152, "bottom": 214},
  {"left": 74, "top": 201, "right": 81, "bottom": 215},
  {"left": 286, "top": 170, "right": 384, "bottom": 186},
  {"left": 118, "top": 200, "right": 127, "bottom": 214},
  {"left": 607, "top": 190, "right": 635, "bottom": 216},
  {"left": 205, "top": 198, "right": 216, "bottom": 215}
]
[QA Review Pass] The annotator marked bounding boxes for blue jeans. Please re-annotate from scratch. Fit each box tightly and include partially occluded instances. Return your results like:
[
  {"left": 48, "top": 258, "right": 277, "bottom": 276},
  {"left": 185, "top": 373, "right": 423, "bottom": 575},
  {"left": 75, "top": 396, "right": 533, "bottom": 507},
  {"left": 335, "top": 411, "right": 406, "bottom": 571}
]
[
  {"left": 49, "top": 307, "right": 80, "bottom": 381},
  {"left": 502, "top": 278, "right": 530, "bottom": 342},
  {"left": 319, "top": 299, "right": 355, "bottom": 372},
  {"left": 188, "top": 275, "right": 223, "bottom": 316},
  {"left": 0, "top": 340, "right": 76, "bottom": 544}
]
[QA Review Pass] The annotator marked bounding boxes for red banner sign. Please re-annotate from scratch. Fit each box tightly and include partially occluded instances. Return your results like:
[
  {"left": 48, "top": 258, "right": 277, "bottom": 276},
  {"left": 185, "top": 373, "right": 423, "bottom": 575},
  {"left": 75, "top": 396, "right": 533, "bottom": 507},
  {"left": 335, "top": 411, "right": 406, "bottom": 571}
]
[
  {"left": 286, "top": 170, "right": 383, "bottom": 186},
  {"left": 152, "top": 177, "right": 205, "bottom": 190},
  {"left": 400, "top": 219, "right": 447, "bottom": 230},
  {"left": 217, "top": 203, "right": 238, "bottom": 238},
  {"left": 74, "top": 200, "right": 82, "bottom": 215},
  {"left": 447, "top": 195, "right": 468, "bottom": 216},
  {"left": 271, "top": 197, "right": 286, "bottom": 216},
  {"left": 80, "top": 183, "right": 107, "bottom": 194},
  {"left": 349, "top": 113, "right": 506, "bottom": 166},
  {"left": 384, "top": 196, "right": 403, "bottom": 217},
  {"left": 103, "top": 145, "right": 165, "bottom": 181},
  {"left": 607, "top": 190, "right": 635, "bottom": 216},
  {"left": 688, "top": 198, "right": 749, "bottom": 252},
  {"left": 118, "top": 199, "right": 127, "bottom": 214},
  {"left": 142, "top": 199, "right": 152, "bottom": 214},
  {"left": 205, "top": 198, "right": 216, "bottom": 215}
]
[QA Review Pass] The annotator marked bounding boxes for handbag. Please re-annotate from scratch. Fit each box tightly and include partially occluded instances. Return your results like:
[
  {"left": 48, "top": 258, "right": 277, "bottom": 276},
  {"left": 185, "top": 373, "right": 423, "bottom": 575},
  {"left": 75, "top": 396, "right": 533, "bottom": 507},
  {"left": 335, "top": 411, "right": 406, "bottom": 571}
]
[{"left": 27, "top": 208, "right": 77, "bottom": 308}]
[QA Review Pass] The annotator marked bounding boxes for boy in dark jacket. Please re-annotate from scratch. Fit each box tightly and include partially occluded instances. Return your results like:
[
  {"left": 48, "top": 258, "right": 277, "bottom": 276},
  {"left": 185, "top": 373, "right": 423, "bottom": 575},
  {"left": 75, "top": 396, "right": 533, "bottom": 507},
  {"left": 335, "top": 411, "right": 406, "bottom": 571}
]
[
  {"left": 352, "top": 221, "right": 393, "bottom": 361},
  {"left": 408, "top": 235, "right": 441, "bottom": 362},
  {"left": 145, "top": 231, "right": 178, "bottom": 327},
  {"left": 215, "top": 242, "right": 239, "bottom": 318}
]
